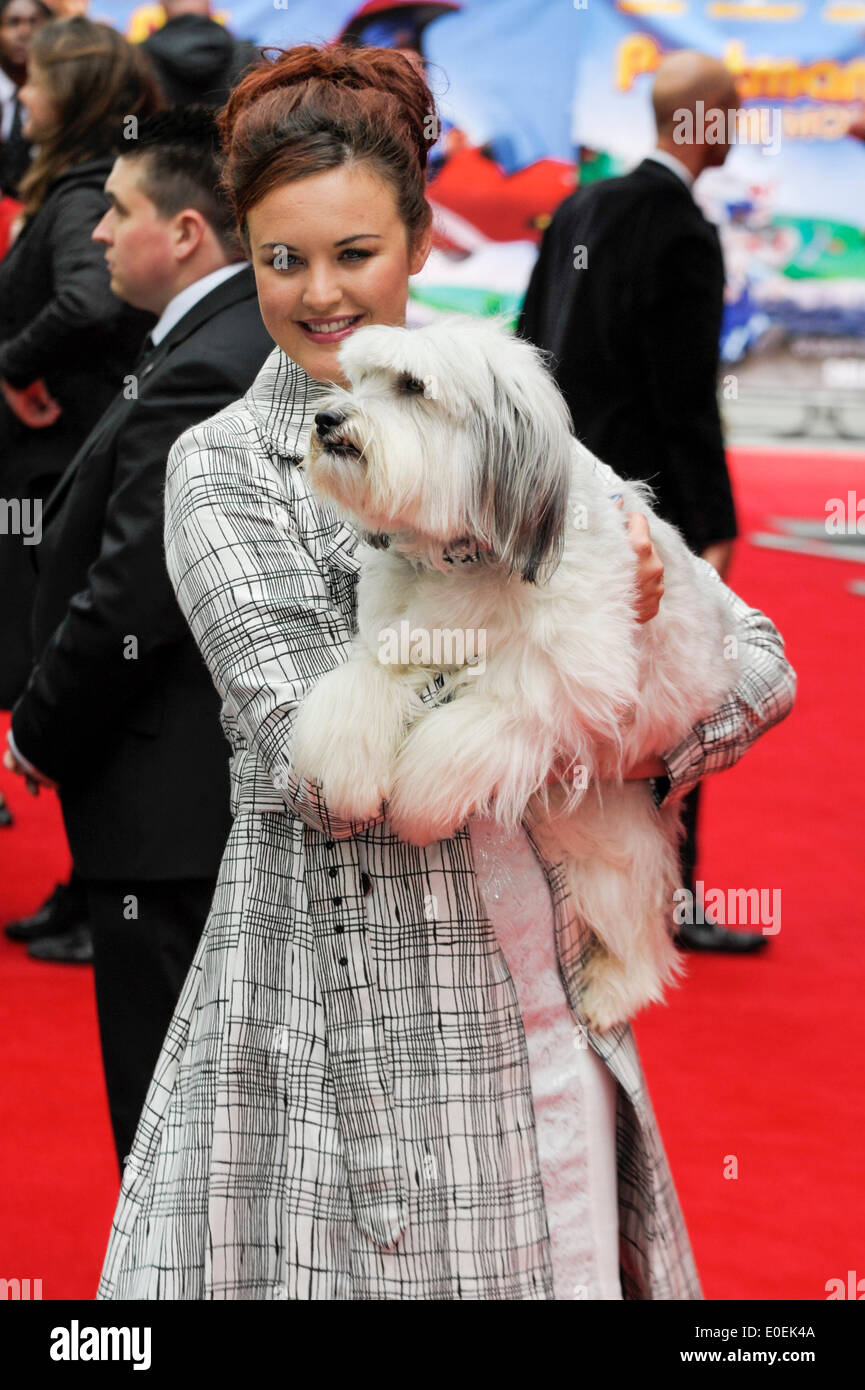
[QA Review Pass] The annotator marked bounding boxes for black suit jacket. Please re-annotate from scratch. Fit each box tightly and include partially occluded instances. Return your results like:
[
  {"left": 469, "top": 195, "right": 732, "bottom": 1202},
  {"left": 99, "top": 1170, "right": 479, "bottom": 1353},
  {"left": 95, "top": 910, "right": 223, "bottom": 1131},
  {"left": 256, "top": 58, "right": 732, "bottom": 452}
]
[
  {"left": 518, "top": 158, "right": 737, "bottom": 553},
  {"left": 11, "top": 265, "right": 273, "bottom": 880}
]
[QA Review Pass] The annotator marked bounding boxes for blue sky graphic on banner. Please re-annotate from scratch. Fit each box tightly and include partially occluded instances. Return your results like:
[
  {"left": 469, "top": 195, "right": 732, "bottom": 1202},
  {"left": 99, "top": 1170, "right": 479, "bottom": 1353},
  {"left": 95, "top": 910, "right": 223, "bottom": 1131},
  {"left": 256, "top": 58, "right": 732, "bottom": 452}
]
[{"left": 96, "top": 0, "right": 865, "bottom": 359}]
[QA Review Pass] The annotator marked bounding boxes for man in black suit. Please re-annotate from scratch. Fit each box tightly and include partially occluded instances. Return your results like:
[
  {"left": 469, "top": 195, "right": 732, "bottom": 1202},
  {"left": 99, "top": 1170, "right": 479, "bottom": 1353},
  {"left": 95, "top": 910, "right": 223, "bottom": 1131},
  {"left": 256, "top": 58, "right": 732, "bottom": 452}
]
[
  {"left": 519, "top": 52, "right": 765, "bottom": 954},
  {"left": 3, "top": 108, "right": 273, "bottom": 1166}
]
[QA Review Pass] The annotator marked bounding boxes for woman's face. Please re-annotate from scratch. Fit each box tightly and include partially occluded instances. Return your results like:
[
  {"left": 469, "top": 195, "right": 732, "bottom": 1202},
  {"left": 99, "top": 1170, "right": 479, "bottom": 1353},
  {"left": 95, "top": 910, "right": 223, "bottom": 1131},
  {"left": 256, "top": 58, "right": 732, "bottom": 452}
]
[
  {"left": 18, "top": 60, "right": 57, "bottom": 143},
  {"left": 247, "top": 162, "right": 432, "bottom": 385}
]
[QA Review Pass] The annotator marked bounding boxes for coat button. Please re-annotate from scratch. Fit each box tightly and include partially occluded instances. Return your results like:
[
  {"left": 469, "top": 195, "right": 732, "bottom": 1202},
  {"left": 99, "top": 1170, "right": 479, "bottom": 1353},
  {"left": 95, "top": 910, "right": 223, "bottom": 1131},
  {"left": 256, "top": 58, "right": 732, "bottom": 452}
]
[
  {"left": 332, "top": 896, "right": 342, "bottom": 906},
  {"left": 360, "top": 872, "right": 372, "bottom": 895},
  {"left": 338, "top": 956, "right": 348, "bottom": 967},
  {"left": 328, "top": 866, "right": 338, "bottom": 878},
  {"left": 324, "top": 840, "right": 335, "bottom": 850}
]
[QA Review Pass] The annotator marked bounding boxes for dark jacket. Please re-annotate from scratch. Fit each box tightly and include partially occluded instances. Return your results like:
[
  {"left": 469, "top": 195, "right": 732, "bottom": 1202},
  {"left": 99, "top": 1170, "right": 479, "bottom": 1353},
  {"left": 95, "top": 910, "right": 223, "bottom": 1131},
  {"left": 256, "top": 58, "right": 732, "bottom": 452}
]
[
  {"left": 142, "top": 15, "right": 260, "bottom": 109},
  {"left": 518, "top": 158, "right": 737, "bottom": 554},
  {"left": 0, "top": 154, "right": 153, "bottom": 704},
  {"left": 10, "top": 265, "right": 273, "bottom": 880}
]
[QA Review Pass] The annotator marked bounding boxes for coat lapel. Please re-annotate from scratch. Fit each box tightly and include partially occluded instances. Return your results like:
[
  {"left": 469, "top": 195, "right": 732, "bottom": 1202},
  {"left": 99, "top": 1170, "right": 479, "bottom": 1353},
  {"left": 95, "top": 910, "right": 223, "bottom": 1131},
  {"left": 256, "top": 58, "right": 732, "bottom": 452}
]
[{"left": 43, "top": 265, "right": 258, "bottom": 527}]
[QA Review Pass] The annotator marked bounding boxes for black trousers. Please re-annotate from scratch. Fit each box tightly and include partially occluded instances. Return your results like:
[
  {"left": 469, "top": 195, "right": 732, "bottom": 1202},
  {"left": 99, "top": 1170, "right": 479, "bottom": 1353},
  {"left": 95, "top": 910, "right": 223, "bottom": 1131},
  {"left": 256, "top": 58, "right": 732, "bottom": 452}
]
[
  {"left": 85, "top": 877, "right": 216, "bottom": 1171},
  {"left": 678, "top": 783, "right": 701, "bottom": 894}
]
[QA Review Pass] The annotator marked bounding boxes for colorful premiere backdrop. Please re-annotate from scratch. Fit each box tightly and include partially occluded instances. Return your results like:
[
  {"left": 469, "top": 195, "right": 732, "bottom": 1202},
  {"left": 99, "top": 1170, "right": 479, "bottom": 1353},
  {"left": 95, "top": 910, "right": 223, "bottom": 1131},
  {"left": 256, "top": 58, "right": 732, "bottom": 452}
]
[{"left": 99, "top": 0, "right": 865, "bottom": 374}]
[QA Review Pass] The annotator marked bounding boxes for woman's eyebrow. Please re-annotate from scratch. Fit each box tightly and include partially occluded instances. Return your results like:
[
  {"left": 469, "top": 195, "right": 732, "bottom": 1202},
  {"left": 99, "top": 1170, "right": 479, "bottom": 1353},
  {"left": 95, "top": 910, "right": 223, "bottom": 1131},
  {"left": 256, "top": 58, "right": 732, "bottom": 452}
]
[
  {"left": 334, "top": 233, "right": 383, "bottom": 246},
  {"left": 259, "top": 234, "right": 383, "bottom": 251}
]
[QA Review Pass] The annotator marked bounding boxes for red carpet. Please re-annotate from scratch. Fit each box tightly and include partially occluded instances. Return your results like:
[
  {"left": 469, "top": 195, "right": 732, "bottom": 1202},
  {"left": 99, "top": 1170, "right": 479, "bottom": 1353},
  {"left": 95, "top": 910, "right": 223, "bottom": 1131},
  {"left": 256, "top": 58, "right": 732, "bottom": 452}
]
[{"left": 1, "top": 444, "right": 863, "bottom": 1300}]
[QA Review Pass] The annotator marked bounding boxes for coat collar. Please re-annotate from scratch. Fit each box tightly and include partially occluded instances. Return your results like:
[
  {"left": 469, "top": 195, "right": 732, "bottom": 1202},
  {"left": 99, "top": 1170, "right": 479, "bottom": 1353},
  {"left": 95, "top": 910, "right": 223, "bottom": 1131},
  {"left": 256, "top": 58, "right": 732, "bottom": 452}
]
[
  {"left": 634, "top": 155, "right": 695, "bottom": 198},
  {"left": 243, "top": 347, "right": 364, "bottom": 575},
  {"left": 45, "top": 154, "right": 115, "bottom": 196},
  {"left": 152, "top": 262, "right": 257, "bottom": 362},
  {"left": 244, "top": 344, "right": 330, "bottom": 460},
  {"left": 41, "top": 266, "right": 259, "bottom": 528}
]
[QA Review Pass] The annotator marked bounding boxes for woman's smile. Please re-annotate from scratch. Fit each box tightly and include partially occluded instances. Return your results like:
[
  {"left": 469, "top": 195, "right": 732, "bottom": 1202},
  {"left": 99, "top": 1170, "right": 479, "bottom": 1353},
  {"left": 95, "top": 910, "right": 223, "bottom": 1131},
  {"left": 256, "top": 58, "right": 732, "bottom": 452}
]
[{"left": 296, "top": 313, "right": 366, "bottom": 345}]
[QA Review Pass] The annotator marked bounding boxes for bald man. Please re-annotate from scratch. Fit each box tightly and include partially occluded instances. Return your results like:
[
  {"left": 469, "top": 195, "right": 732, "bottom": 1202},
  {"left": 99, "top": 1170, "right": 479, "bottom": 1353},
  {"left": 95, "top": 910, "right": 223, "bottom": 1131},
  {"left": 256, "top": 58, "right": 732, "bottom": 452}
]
[{"left": 519, "top": 52, "right": 764, "bottom": 955}]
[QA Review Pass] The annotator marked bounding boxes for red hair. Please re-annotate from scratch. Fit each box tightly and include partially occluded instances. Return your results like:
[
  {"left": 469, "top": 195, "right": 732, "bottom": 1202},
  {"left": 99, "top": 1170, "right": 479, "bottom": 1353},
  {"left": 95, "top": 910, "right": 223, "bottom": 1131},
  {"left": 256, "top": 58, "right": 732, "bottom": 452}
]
[{"left": 219, "top": 44, "right": 437, "bottom": 249}]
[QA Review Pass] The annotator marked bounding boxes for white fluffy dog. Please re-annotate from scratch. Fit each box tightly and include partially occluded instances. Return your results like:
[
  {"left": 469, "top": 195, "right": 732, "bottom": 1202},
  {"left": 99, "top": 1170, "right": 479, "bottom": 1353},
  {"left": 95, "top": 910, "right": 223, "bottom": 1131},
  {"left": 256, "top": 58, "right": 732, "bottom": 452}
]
[{"left": 291, "top": 317, "right": 743, "bottom": 1030}]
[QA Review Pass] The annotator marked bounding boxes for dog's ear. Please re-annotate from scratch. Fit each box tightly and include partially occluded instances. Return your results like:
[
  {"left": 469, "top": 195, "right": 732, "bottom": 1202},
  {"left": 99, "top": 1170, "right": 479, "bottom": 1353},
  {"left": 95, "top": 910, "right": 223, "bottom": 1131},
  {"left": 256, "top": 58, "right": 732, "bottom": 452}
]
[{"left": 474, "top": 348, "right": 572, "bottom": 584}]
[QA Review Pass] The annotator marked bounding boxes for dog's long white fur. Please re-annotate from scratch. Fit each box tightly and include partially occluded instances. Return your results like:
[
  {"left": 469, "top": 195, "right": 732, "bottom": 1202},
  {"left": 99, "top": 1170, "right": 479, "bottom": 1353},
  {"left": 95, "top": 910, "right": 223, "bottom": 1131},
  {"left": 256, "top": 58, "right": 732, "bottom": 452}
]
[{"left": 291, "top": 317, "right": 743, "bottom": 1030}]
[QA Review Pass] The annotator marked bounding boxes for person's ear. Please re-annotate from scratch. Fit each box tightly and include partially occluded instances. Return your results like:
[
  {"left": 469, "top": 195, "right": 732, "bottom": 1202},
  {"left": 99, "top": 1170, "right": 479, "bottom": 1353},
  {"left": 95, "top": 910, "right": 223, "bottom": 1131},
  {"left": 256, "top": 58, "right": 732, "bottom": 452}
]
[
  {"left": 174, "top": 208, "right": 207, "bottom": 262},
  {"left": 408, "top": 218, "right": 434, "bottom": 276}
]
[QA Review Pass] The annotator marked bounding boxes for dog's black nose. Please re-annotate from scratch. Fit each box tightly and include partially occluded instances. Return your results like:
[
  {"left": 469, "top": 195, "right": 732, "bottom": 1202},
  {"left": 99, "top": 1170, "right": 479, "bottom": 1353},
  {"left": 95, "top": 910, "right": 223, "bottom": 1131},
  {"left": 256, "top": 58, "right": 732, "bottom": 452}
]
[{"left": 315, "top": 409, "right": 345, "bottom": 433}]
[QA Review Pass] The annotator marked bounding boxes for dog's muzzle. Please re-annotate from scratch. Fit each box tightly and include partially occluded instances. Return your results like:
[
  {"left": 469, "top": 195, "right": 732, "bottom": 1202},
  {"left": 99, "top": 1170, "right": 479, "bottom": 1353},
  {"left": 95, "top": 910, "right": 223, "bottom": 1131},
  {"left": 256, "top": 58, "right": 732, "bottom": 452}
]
[{"left": 314, "top": 409, "right": 363, "bottom": 460}]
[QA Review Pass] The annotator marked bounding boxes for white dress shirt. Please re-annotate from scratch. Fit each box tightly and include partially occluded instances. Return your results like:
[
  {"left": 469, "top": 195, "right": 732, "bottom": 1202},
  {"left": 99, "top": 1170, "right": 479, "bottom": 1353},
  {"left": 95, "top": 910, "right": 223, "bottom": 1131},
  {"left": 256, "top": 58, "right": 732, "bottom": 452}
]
[
  {"left": 150, "top": 261, "right": 247, "bottom": 346},
  {"left": 0, "top": 67, "right": 19, "bottom": 143},
  {"left": 644, "top": 147, "right": 695, "bottom": 192}
]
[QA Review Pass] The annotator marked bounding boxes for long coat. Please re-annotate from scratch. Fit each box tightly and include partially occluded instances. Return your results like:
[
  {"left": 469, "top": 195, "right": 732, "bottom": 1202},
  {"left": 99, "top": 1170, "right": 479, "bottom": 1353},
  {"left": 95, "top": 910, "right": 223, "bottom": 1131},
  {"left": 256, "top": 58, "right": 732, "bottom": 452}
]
[
  {"left": 97, "top": 346, "right": 795, "bottom": 1301},
  {"left": 0, "top": 155, "right": 152, "bottom": 705}
]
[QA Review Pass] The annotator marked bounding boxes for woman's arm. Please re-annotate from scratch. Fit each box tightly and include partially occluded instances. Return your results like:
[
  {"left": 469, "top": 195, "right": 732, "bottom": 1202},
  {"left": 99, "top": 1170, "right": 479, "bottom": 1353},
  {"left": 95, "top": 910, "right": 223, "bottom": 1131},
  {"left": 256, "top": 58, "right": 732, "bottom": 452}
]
[
  {"left": 652, "top": 555, "right": 795, "bottom": 806},
  {"left": 164, "top": 416, "right": 387, "bottom": 840}
]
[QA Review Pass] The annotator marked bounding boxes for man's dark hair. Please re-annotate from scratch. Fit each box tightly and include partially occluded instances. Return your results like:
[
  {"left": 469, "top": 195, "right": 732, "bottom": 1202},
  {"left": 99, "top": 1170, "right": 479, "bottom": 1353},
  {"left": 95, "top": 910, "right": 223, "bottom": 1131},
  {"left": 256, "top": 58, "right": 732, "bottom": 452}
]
[{"left": 119, "top": 106, "right": 243, "bottom": 259}]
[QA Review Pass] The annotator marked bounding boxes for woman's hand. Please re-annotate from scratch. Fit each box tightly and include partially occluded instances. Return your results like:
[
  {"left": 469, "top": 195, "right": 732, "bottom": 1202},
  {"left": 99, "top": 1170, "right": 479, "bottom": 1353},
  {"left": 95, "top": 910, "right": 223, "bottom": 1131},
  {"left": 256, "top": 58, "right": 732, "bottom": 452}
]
[
  {"left": 615, "top": 497, "right": 664, "bottom": 622},
  {"left": 3, "top": 744, "right": 58, "bottom": 794},
  {"left": 1, "top": 378, "right": 62, "bottom": 428}
]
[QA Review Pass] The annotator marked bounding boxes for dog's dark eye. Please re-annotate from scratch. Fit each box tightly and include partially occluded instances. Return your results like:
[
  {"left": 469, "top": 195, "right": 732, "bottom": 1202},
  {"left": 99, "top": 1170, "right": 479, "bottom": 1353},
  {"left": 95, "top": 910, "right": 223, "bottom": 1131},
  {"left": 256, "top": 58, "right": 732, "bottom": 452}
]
[{"left": 400, "top": 374, "right": 426, "bottom": 394}]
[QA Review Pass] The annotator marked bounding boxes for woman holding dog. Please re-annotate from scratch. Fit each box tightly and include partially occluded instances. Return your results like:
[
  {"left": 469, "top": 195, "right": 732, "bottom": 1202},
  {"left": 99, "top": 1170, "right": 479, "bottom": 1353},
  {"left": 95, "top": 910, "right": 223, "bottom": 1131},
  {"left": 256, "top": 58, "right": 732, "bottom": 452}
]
[{"left": 98, "top": 45, "right": 795, "bottom": 1301}]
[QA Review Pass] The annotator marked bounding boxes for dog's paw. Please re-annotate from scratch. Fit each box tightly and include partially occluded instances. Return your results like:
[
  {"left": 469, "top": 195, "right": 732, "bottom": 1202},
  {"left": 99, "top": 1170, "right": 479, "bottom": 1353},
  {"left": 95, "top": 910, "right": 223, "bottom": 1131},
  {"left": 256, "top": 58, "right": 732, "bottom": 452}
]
[
  {"left": 388, "top": 753, "right": 483, "bottom": 846},
  {"left": 580, "top": 951, "right": 656, "bottom": 1033},
  {"left": 292, "top": 661, "right": 410, "bottom": 818},
  {"left": 312, "top": 759, "right": 391, "bottom": 823},
  {"left": 292, "top": 719, "right": 392, "bottom": 821},
  {"left": 325, "top": 779, "right": 390, "bottom": 824},
  {"left": 386, "top": 789, "right": 464, "bottom": 847}
]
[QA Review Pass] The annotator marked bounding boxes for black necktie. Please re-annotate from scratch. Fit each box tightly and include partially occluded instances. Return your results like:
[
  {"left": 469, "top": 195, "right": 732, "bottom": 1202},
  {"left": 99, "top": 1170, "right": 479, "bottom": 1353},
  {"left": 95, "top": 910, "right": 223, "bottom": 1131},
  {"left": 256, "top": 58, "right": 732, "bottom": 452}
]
[
  {"left": 8, "top": 95, "right": 23, "bottom": 145},
  {"left": 135, "top": 332, "right": 157, "bottom": 372}
]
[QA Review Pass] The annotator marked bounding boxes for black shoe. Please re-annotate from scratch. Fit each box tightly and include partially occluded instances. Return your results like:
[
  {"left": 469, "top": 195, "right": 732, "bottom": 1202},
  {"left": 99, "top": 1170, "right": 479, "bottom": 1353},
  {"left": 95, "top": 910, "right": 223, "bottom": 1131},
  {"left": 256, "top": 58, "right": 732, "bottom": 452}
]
[
  {"left": 27, "top": 923, "right": 93, "bottom": 964},
  {"left": 674, "top": 920, "right": 770, "bottom": 953},
  {"left": 0, "top": 794, "right": 12, "bottom": 828},
  {"left": 5, "top": 880, "right": 87, "bottom": 943}
]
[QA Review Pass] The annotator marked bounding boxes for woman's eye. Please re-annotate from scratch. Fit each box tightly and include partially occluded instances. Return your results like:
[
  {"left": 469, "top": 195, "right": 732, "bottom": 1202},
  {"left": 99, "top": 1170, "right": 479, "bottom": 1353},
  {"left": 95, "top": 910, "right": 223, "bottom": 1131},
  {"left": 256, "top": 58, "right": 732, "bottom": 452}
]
[
  {"left": 341, "top": 248, "right": 373, "bottom": 261},
  {"left": 401, "top": 376, "right": 426, "bottom": 394},
  {"left": 267, "top": 253, "right": 300, "bottom": 271}
]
